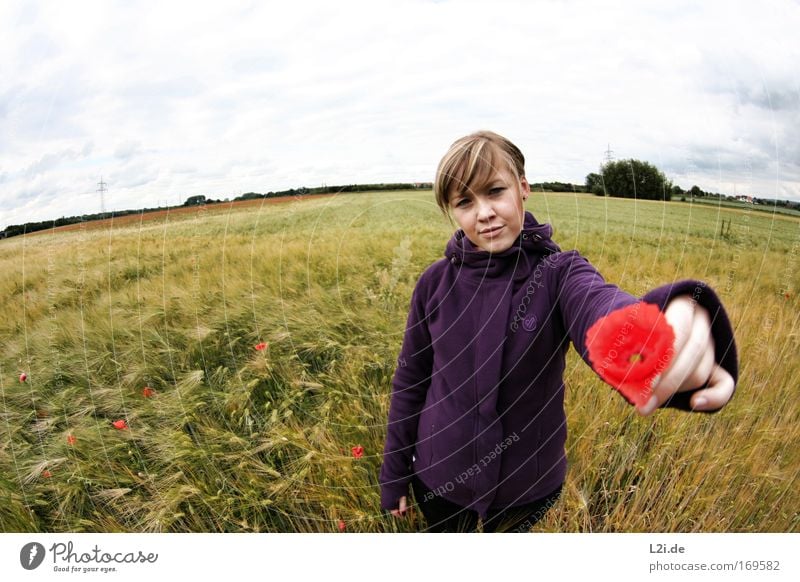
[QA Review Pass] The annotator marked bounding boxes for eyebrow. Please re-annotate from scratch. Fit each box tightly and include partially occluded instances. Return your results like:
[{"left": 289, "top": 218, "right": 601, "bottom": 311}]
[{"left": 451, "top": 179, "right": 506, "bottom": 203}]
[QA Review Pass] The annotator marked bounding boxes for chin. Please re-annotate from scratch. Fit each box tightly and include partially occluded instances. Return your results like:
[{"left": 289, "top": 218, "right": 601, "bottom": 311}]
[{"left": 480, "top": 239, "right": 512, "bottom": 253}]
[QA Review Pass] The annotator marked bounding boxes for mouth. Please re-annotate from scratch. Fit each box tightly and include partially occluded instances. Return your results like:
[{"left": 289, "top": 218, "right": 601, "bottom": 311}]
[{"left": 480, "top": 225, "right": 504, "bottom": 238}]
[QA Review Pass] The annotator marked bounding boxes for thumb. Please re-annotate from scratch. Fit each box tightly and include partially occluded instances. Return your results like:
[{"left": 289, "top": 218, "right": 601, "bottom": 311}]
[{"left": 690, "top": 364, "right": 735, "bottom": 411}]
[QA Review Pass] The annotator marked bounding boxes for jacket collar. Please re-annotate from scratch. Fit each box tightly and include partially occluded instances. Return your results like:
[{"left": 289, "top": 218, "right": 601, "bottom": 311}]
[{"left": 444, "top": 211, "right": 561, "bottom": 281}]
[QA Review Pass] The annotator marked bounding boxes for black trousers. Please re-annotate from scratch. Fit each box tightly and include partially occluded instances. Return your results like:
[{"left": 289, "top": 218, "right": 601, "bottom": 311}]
[{"left": 410, "top": 474, "right": 562, "bottom": 533}]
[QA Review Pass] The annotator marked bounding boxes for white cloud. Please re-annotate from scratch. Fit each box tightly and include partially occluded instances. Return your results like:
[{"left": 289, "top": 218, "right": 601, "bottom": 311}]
[{"left": 1, "top": 0, "right": 799, "bottom": 228}]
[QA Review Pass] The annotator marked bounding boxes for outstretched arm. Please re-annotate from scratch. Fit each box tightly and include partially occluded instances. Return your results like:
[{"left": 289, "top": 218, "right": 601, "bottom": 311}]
[{"left": 551, "top": 251, "right": 738, "bottom": 413}]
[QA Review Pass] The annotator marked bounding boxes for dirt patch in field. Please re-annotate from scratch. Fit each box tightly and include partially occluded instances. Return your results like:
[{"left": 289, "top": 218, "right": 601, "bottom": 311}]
[{"left": 24, "top": 193, "right": 339, "bottom": 237}]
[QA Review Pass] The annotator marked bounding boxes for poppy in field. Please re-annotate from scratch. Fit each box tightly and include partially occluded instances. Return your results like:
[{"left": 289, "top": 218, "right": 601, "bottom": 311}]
[
  {"left": 19, "top": 372, "right": 27, "bottom": 382},
  {"left": 112, "top": 419, "right": 128, "bottom": 430},
  {"left": 351, "top": 445, "right": 364, "bottom": 458},
  {"left": 142, "top": 386, "right": 155, "bottom": 398},
  {"left": 42, "top": 470, "right": 52, "bottom": 478},
  {"left": 785, "top": 293, "right": 791, "bottom": 300},
  {"left": 66, "top": 434, "right": 76, "bottom": 445},
  {"left": 585, "top": 302, "right": 675, "bottom": 407},
  {"left": 255, "top": 342, "right": 268, "bottom": 351},
  {"left": 338, "top": 519, "right": 346, "bottom": 532}
]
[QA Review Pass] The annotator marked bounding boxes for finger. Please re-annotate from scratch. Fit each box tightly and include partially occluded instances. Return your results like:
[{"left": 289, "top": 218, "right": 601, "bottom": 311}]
[
  {"left": 663, "top": 296, "right": 695, "bottom": 356},
  {"left": 654, "top": 305, "right": 711, "bottom": 397},
  {"left": 636, "top": 384, "right": 661, "bottom": 416},
  {"left": 638, "top": 306, "right": 711, "bottom": 416},
  {"left": 690, "top": 364, "right": 735, "bottom": 411},
  {"left": 390, "top": 496, "right": 408, "bottom": 518},
  {"left": 680, "top": 341, "right": 715, "bottom": 394},
  {"left": 643, "top": 348, "right": 712, "bottom": 417}
]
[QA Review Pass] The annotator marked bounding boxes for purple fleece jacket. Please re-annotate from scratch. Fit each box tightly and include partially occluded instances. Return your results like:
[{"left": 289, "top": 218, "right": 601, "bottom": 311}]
[{"left": 379, "top": 210, "right": 738, "bottom": 519}]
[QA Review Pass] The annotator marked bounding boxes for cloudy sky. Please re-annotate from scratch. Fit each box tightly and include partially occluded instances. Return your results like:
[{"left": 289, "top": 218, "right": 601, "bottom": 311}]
[{"left": 1, "top": 0, "right": 799, "bottom": 228}]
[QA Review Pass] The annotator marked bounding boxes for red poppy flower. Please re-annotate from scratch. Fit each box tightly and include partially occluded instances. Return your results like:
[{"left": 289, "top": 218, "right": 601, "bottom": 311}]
[
  {"left": 338, "top": 519, "right": 346, "bottom": 532},
  {"left": 42, "top": 470, "right": 52, "bottom": 478},
  {"left": 585, "top": 302, "right": 675, "bottom": 407},
  {"left": 254, "top": 342, "right": 268, "bottom": 351},
  {"left": 785, "top": 293, "right": 791, "bottom": 300},
  {"left": 351, "top": 445, "right": 364, "bottom": 458},
  {"left": 19, "top": 372, "right": 27, "bottom": 382},
  {"left": 142, "top": 386, "right": 155, "bottom": 398},
  {"left": 112, "top": 419, "right": 128, "bottom": 430},
  {"left": 66, "top": 434, "right": 76, "bottom": 445}
]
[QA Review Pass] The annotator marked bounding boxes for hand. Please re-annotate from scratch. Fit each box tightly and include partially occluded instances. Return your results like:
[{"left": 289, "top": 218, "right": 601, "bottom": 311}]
[
  {"left": 390, "top": 496, "right": 408, "bottom": 518},
  {"left": 637, "top": 295, "right": 735, "bottom": 416}
]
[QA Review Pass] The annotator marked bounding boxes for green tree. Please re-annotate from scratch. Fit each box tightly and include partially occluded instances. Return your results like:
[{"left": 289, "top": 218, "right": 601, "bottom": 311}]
[
  {"left": 600, "top": 159, "right": 672, "bottom": 201},
  {"left": 585, "top": 172, "right": 605, "bottom": 195},
  {"left": 184, "top": 195, "right": 207, "bottom": 206}
]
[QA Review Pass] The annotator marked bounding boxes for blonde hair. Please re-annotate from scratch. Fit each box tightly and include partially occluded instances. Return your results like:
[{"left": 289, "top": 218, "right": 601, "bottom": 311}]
[{"left": 434, "top": 130, "right": 526, "bottom": 219}]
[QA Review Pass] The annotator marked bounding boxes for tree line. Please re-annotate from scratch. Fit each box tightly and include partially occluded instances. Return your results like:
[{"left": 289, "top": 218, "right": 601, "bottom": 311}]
[
  {"left": 585, "top": 159, "right": 800, "bottom": 210},
  {"left": 0, "top": 183, "right": 432, "bottom": 239}
]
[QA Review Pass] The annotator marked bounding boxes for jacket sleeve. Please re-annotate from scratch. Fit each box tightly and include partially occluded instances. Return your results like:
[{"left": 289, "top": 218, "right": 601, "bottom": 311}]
[
  {"left": 379, "top": 275, "right": 434, "bottom": 511},
  {"left": 550, "top": 251, "right": 738, "bottom": 412}
]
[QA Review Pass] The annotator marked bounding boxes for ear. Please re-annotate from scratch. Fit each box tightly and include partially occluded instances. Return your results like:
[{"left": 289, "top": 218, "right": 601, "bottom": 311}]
[{"left": 520, "top": 176, "right": 531, "bottom": 200}]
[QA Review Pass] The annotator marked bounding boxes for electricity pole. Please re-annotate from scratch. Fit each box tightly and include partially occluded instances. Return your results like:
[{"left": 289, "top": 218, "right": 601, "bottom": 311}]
[
  {"left": 97, "top": 177, "right": 108, "bottom": 214},
  {"left": 604, "top": 144, "right": 615, "bottom": 164}
]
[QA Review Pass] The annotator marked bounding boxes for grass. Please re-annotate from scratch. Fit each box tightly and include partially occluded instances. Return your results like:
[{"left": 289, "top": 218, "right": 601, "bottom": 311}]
[{"left": 0, "top": 190, "right": 797, "bottom": 532}]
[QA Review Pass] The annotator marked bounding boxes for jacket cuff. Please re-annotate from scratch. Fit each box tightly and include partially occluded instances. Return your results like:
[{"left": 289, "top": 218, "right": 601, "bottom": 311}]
[
  {"left": 380, "top": 478, "right": 411, "bottom": 512},
  {"left": 640, "top": 280, "right": 738, "bottom": 413}
]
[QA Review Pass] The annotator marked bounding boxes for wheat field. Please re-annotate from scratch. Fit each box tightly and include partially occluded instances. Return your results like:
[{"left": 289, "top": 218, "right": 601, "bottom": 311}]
[{"left": 0, "top": 191, "right": 797, "bottom": 532}]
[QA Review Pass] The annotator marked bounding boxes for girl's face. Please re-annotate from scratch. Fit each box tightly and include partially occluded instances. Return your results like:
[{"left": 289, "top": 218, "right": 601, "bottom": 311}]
[{"left": 448, "top": 166, "right": 530, "bottom": 253}]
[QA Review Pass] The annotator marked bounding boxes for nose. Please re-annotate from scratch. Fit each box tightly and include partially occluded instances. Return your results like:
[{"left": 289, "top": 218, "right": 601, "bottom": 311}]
[{"left": 476, "top": 197, "right": 496, "bottom": 221}]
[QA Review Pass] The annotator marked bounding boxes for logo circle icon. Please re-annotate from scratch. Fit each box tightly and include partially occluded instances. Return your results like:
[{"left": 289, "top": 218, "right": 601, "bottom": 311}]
[
  {"left": 522, "top": 314, "right": 538, "bottom": 332},
  {"left": 20, "top": 542, "right": 46, "bottom": 570}
]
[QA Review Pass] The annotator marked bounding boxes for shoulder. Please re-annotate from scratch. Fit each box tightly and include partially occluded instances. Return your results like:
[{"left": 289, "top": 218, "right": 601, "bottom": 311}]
[
  {"left": 535, "top": 249, "right": 588, "bottom": 270},
  {"left": 418, "top": 258, "right": 449, "bottom": 287},
  {"left": 537, "top": 249, "right": 607, "bottom": 283},
  {"left": 410, "top": 258, "right": 449, "bottom": 302}
]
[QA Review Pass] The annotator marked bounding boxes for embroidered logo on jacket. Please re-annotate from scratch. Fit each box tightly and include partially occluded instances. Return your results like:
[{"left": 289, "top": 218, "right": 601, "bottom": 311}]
[
  {"left": 522, "top": 314, "right": 538, "bottom": 332},
  {"left": 509, "top": 252, "right": 561, "bottom": 333}
]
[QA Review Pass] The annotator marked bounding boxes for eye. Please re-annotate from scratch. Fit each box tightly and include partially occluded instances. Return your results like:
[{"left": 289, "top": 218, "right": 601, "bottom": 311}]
[
  {"left": 489, "top": 187, "right": 505, "bottom": 195},
  {"left": 455, "top": 198, "right": 470, "bottom": 208}
]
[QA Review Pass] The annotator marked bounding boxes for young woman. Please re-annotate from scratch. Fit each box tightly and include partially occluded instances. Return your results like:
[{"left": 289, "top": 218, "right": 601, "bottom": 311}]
[{"left": 379, "top": 131, "right": 737, "bottom": 532}]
